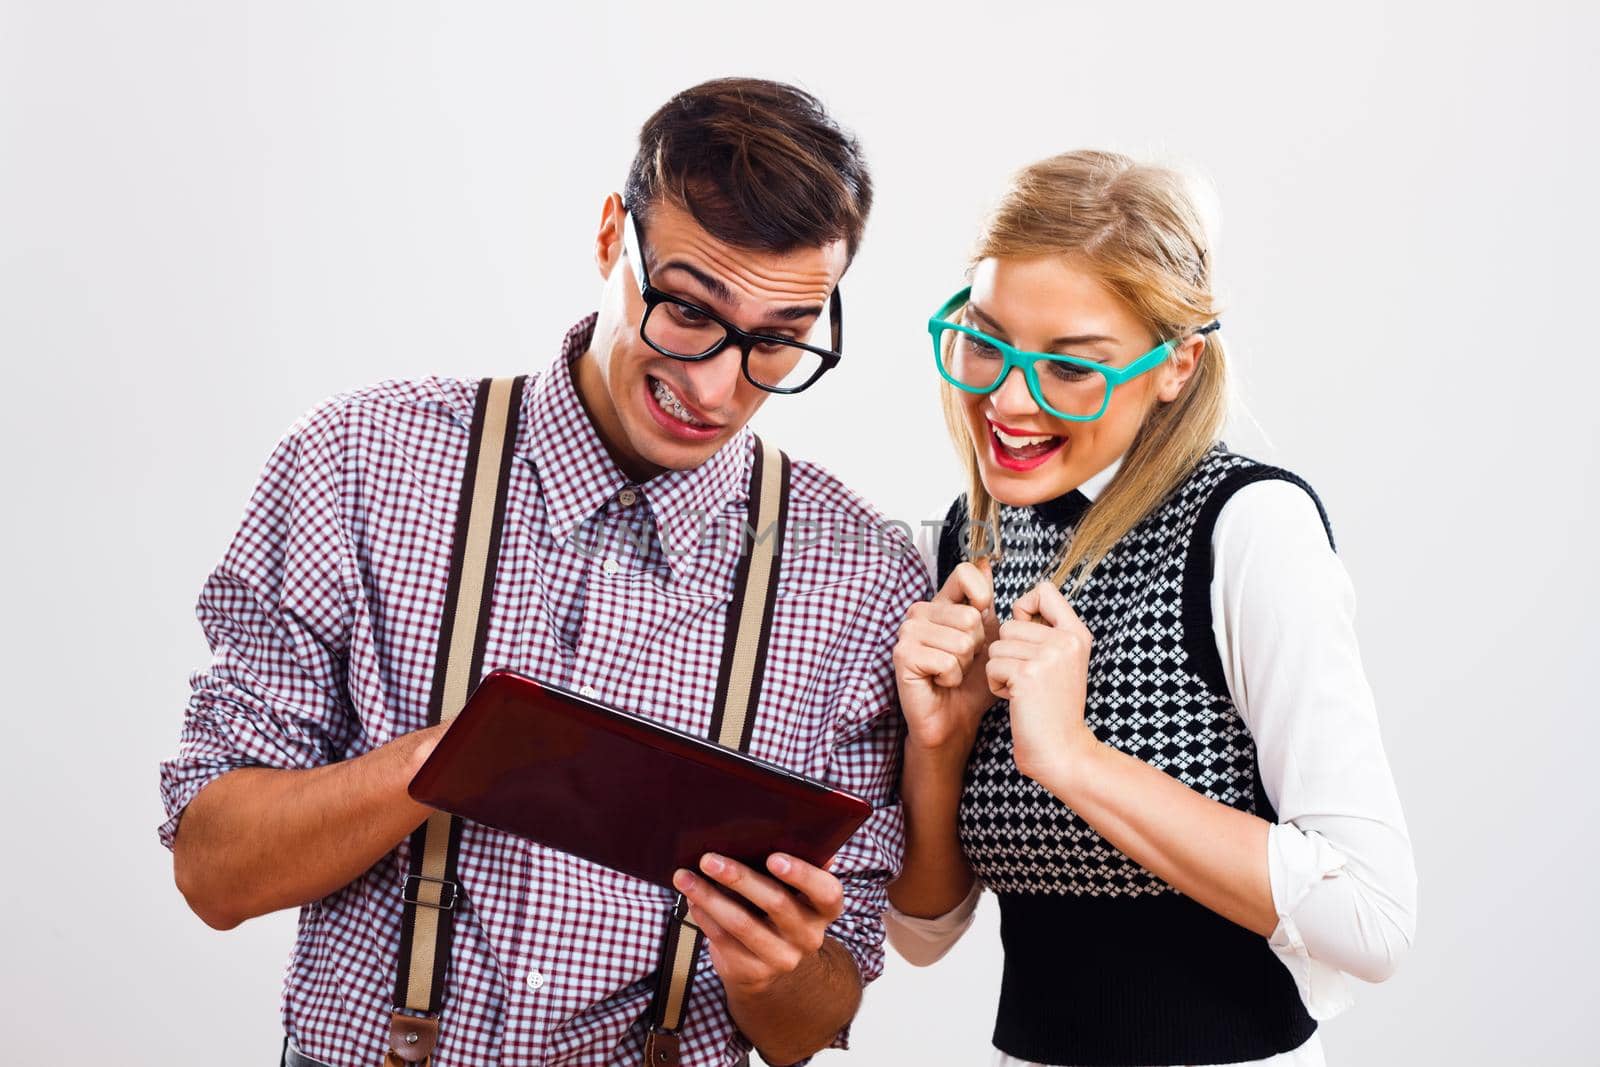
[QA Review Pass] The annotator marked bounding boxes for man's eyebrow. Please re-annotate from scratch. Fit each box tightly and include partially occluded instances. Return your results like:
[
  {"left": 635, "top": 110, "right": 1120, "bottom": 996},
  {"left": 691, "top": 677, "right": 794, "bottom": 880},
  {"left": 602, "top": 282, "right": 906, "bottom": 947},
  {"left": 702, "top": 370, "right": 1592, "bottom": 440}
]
[
  {"left": 968, "top": 301, "right": 1117, "bottom": 349},
  {"left": 660, "top": 260, "right": 736, "bottom": 306},
  {"left": 765, "top": 303, "right": 824, "bottom": 324},
  {"left": 659, "top": 261, "right": 824, "bottom": 325}
]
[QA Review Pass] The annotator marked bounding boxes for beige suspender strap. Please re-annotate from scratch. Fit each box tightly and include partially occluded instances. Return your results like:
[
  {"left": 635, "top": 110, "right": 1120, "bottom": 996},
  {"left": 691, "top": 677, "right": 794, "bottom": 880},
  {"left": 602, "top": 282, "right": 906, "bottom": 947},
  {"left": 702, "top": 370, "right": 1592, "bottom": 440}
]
[
  {"left": 387, "top": 376, "right": 526, "bottom": 1067},
  {"left": 707, "top": 436, "right": 788, "bottom": 751},
  {"left": 644, "top": 436, "right": 790, "bottom": 1067}
]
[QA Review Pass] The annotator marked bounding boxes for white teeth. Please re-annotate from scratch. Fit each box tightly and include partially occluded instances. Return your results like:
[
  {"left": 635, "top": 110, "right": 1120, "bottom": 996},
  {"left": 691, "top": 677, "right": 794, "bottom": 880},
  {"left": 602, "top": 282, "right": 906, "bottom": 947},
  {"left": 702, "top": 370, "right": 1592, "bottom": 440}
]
[
  {"left": 652, "top": 378, "right": 708, "bottom": 427},
  {"left": 993, "top": 426, "right": 1058, "bottom": 449}
]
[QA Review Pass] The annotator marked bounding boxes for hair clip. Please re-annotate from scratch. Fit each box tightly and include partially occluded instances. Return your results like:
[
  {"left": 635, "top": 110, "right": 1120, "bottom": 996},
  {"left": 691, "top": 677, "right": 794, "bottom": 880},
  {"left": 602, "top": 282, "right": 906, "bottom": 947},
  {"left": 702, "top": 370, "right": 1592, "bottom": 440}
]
[{"left": 1195, "top": 320, "right": 1222, "bottom": 336}]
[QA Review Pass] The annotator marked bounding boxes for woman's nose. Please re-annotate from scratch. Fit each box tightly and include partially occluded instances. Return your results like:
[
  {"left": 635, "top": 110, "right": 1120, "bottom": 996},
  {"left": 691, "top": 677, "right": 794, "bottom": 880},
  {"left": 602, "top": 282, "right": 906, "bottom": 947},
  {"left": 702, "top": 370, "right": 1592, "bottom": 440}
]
[{"left": 989, "top": 367, "right": 1040, "bottom": 417}]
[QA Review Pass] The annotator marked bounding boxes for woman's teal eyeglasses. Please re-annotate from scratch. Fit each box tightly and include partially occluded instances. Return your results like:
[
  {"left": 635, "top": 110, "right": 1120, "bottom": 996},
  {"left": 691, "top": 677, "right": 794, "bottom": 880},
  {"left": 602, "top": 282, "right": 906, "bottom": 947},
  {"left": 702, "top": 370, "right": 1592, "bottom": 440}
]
[{"left": 929, "top": 287, "right": 1201, "bottom": 422}]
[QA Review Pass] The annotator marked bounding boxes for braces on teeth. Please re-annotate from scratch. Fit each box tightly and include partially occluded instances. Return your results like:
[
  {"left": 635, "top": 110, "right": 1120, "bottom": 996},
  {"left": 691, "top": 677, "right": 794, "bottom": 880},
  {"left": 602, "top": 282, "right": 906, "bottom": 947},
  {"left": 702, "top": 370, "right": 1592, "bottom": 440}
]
[{"left": 653, "top": 378, "right": 706, "bottom": 426}]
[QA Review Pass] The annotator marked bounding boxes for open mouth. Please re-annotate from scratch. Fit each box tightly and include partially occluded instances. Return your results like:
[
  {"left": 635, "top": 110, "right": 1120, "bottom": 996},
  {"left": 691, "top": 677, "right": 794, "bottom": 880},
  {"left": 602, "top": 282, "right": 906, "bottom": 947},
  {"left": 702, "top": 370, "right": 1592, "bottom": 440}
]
[
  {"left": 644, "top": 374, "right": 721, "bottom": 441},
  {"left": 987, "top": 418, "right": 1066, "bottom": 472}
]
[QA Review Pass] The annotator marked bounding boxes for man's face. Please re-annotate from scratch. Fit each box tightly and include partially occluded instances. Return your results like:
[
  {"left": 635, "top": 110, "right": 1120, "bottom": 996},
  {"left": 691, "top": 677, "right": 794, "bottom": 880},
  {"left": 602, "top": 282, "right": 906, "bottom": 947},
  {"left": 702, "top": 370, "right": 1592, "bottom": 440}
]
[{"left": 582, "top": 194, "right": 849, "bottom": 475}]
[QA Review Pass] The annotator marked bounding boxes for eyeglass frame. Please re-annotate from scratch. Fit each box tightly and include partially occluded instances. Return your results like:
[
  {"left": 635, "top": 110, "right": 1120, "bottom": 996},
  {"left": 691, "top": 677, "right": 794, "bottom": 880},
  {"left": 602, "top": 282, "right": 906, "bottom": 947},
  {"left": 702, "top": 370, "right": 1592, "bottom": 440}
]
[
  {"left": 928, "top": 286, "right": 1177, "bottom": 422},
  {"left": 620, "top": 206, "right": 844, "bottom": 395}
]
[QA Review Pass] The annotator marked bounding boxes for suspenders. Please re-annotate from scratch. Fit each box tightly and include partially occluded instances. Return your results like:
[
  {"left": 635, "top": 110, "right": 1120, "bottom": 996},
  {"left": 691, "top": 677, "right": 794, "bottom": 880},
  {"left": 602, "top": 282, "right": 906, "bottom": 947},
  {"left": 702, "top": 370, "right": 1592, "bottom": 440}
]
[
  {"left": 385, "top": 375, "right": 790, "bottom": 1066},
  {"left": 388, "top": 376, "right": 526, "bottom": 1065}
]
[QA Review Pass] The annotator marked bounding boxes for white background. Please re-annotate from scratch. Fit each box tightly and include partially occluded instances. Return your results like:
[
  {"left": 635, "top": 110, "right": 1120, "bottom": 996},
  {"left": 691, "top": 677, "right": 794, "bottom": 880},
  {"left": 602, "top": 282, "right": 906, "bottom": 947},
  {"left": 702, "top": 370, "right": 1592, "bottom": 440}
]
[{"left": 3, "top": 2, "right": 1596, "bottom": 1063}]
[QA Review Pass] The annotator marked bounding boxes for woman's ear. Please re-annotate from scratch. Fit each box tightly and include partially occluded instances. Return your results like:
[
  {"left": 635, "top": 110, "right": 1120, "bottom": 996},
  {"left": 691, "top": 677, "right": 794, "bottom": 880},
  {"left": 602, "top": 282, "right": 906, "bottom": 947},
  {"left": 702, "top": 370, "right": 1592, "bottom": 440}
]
[
  {"left": 594, "top": 192, "right": 626, "bottom": 279},
  {"left": 1156, "top": 334, "right": 1205, "bottom": 403}
]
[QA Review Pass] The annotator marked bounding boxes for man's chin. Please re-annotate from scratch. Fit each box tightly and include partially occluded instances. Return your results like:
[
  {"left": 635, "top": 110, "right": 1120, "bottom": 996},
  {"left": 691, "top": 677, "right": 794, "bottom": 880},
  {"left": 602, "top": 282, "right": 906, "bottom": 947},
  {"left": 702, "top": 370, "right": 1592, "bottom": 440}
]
[{"left": 623, "top": 410, "right": 729, "bottom": 472}]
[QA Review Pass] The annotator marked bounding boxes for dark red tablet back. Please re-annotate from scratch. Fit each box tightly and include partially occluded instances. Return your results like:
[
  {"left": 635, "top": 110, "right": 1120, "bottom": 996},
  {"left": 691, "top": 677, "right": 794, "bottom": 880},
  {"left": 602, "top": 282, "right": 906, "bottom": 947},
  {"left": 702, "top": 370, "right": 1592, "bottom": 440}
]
[{"left": 408, "top": 670, "right": 872, "bottom": 888}]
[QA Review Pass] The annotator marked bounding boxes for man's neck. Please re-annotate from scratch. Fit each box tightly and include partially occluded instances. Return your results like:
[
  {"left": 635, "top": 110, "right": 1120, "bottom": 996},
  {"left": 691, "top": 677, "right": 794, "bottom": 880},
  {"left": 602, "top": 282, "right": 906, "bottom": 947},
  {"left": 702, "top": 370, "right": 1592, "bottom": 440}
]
[{"left": 570, "top": 346, "right": 663, "bottom": 483}]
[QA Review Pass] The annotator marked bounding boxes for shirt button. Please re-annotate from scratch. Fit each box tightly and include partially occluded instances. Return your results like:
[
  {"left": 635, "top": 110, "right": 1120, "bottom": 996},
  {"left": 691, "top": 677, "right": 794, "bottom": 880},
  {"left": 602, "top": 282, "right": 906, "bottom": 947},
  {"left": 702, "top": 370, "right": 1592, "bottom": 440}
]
[
  {"left": 601, "top": 557, "right": 620, "bottom": 576},
  {"left": 526, "top": 969, "right": 545, "bottom": 992},
  {"left": 578, "top": 684, "right": 598, "bottom": 699},
  {"left": 617, "top": 488, "right": 638, "bottom": 507}
]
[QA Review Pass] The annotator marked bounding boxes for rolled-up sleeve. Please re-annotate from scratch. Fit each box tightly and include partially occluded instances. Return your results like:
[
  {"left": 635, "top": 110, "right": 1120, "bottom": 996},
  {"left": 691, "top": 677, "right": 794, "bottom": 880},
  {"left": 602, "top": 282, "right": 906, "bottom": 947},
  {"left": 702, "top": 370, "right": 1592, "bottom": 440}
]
[
  {"left": 158, "top": 399, "right": 358, "bottom": 849},
  {"left": 1212, "top": 479, "right": 1418, "bottom": 1017},
  {"left": 883, "top": 879, "right": 981, "bottom": 967}
]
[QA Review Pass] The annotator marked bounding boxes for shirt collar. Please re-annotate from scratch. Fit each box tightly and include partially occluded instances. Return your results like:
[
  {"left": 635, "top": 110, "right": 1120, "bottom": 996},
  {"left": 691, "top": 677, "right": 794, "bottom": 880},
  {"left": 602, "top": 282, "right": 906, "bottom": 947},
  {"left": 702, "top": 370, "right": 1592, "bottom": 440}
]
[
  {"left": 526, "top": 315, "right": 632, "bottom": 543},
  {"left": 647, "top": 436, "right": 754, "bottom": 580},
  {"left": 527, "top": 314, "right": 754, "bottom": 580},
  {"left": 1078, "top": 454, "right": 1123, "bottom": 502},
  {"left": 1028, "top": 453, "right": 1124, "bottom": 526}
]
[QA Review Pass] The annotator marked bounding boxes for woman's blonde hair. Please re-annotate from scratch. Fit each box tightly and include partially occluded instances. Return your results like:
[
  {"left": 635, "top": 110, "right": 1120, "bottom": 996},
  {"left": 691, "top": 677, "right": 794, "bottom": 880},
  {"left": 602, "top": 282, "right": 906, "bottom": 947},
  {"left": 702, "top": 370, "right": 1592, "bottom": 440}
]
[{"left": 945, "top": 149, "right": 1228, "bottom": 590}]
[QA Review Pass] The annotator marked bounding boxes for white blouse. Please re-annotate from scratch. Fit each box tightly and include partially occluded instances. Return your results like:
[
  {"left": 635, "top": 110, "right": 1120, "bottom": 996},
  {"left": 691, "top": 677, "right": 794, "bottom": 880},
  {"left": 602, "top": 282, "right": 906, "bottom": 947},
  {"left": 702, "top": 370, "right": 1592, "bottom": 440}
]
[{"left": 892, "top": 465, "right": 1418, "bottom": 1067}]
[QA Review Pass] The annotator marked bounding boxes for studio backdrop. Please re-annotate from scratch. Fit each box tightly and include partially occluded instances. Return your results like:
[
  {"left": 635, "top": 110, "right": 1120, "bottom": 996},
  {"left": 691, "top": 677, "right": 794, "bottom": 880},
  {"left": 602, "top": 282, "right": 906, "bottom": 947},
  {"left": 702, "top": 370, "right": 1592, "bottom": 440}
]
[{"left": 2, "top": 2, "right": 1595, "bottom": 1063}]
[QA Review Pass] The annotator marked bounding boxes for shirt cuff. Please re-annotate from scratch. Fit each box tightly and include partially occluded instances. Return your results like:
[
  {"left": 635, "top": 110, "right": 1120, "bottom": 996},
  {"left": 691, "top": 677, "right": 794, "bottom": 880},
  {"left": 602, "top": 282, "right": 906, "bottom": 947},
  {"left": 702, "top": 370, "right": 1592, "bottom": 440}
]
[
  {"left": 156, "top": 756, "right": 249, "bottom": 850},
  {"left": 1267, "top": 823, "right": 1356, "bottom": 1019},
  {"left": 883, "top": 880, "right": 982, "bottom": 967}
]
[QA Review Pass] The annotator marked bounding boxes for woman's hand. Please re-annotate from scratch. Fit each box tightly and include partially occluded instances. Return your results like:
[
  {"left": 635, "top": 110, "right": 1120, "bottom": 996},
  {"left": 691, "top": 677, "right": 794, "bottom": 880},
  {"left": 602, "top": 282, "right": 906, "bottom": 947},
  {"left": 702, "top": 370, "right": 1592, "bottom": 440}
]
[
  {"left": 985, "top": 580, "right": 1100, "bottom": 787},
  {"left": 893, "top": 560, "right": 1000, "bottom": 756}
]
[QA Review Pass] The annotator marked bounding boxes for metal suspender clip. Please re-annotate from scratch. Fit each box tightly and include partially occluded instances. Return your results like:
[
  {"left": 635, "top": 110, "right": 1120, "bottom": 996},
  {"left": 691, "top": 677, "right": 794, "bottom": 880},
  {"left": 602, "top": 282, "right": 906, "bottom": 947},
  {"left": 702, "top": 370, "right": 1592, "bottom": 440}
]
[{"left": 402, "top": 874, "right": 459, "bottom": 911}]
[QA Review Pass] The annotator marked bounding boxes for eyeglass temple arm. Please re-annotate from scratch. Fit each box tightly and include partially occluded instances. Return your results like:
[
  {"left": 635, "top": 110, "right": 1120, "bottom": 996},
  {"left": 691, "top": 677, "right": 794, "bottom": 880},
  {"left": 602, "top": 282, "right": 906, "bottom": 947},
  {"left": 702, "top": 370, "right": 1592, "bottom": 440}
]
[
  {"left": 930, "top": 287, "right": 973, "bottom": 325},
  {"left": 829, "top": 286, "right": 843, "bottom": 354},
  {"left": 622, "top": 208, "right": 649, "bottom": 290}
]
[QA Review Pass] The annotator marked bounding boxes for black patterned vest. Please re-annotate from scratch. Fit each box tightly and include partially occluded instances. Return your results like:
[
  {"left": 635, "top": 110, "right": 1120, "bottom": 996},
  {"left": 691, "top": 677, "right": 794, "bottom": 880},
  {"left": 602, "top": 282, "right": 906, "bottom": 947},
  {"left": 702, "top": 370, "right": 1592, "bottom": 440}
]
[{"left": 938, "top": 447, "right": 1331, "bottom": 1066}]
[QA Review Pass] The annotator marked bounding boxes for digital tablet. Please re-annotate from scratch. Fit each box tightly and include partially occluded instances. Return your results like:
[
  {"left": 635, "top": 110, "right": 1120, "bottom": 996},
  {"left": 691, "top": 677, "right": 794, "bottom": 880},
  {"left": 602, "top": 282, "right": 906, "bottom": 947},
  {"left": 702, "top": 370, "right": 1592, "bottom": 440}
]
[{"left": 408, "top": 669, "right": 873, "bottom": 888}]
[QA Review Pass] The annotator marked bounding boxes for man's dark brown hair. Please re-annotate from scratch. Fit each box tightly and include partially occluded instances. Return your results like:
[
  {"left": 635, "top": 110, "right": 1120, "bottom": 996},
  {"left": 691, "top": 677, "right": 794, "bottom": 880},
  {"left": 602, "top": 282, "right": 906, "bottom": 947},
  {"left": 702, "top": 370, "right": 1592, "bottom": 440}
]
[{"left": 623, "top": 77, "right": 873, "bottom": 260}]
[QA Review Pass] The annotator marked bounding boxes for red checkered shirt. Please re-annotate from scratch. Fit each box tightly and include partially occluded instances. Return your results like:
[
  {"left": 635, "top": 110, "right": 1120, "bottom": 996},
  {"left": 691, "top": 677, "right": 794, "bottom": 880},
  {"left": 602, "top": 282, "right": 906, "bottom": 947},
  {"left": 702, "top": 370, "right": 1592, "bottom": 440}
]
[{"left": 159, "top": 315, "right": 929, "bottom": 1067}]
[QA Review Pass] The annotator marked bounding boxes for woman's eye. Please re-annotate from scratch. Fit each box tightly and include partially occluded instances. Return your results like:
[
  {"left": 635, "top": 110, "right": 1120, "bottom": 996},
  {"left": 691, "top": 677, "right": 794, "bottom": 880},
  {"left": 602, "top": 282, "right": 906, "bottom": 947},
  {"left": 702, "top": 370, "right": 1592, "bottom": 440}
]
[
  {"left": 753, "top": 340, "right": 791, "bottom": 356},
  {"left": 1044, "top": 359, "right": 1095, "bottom": 382},
  {"left": 964, "top": 334, "right": 1002, "bottom": 357}
]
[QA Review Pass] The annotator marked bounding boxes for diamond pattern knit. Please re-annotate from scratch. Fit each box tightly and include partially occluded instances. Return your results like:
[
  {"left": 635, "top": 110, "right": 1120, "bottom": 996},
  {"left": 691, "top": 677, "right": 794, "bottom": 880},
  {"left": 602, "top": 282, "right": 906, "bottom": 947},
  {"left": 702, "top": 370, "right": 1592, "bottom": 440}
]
[{"left": 957, "top": 448, "right": 1269, "bottom": 898}]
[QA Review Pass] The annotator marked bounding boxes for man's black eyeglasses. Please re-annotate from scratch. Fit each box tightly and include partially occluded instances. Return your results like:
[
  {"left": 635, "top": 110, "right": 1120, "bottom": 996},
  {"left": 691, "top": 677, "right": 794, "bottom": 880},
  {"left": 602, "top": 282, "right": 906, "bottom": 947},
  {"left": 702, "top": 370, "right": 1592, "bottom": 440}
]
[{"left": 621, "top": 209, "right": 842, "bottom": 395}]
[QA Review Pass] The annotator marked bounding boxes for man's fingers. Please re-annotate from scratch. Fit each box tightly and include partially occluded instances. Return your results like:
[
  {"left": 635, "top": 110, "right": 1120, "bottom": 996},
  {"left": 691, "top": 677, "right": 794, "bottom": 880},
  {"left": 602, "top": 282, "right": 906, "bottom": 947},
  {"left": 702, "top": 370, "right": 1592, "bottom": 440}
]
[
  {"left": 765, "top": 853, "right": 844, "bottom": 922},
  {"left": 672, "top": 867, "right": 793, "bottom": 965},
  {"left": 686, "top": 905, "right": 765, "bottom": 985},
  {"left": 698, "top": 853, "right": 792, "bottom": 917},
  {"left": 688, "top": 901, "right": 728, "bottom": 944}
]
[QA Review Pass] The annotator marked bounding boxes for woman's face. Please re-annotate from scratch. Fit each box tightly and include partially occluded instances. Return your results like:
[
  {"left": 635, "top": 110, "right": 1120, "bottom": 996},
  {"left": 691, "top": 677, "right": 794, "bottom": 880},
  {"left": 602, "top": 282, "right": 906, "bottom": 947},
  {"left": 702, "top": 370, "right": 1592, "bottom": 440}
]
[{"left": 956, "top": 255, "right": 1200, "bottom": 507}]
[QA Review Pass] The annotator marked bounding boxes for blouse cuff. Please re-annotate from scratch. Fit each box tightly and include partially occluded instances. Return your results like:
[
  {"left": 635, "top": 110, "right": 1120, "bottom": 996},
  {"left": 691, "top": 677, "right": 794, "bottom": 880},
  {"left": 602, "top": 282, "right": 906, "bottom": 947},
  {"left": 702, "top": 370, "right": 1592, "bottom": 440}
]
[
  {"left": 1267, "top": 823, "right": 1356, "bottom": 1019},
  {"left": 883, "top": 881, "right": 982, "bottom": 967}
]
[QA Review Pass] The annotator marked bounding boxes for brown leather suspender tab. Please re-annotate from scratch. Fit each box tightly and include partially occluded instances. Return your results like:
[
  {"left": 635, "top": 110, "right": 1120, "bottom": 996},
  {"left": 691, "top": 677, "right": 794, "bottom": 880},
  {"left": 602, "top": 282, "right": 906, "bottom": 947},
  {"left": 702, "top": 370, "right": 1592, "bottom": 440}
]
[
  {"left": 644, "top": 435, "right": 791, "bottom": 1066},
  {"left": 387, "top": 376, "right": 525, "bottom": 1067}
]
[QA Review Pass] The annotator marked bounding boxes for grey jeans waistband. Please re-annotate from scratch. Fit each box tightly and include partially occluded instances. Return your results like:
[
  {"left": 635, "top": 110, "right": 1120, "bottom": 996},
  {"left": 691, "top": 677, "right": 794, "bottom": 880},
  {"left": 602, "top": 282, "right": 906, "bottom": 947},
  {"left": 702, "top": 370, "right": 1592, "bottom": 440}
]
[{"left": 281, "top": 1038, "right": 334, "bottom": 1067}]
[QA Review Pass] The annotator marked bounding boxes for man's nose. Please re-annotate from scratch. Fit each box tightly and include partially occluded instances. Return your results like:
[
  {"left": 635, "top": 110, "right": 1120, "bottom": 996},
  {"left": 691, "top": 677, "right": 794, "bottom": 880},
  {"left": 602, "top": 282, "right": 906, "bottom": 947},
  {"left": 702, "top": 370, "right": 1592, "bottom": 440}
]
[{"left": 681, "top": 343, "right": 745, "bottom": 411}]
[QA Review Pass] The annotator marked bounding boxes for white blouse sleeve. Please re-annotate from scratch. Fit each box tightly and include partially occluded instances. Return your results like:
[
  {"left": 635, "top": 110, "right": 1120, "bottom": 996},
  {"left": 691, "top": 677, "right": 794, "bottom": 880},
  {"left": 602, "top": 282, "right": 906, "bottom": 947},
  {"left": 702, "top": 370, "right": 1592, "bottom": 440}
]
[
  {"left": 1211, "top": 479, "right": 1418, "bottom": 1018},
  {"left": 882, "top": 500, "right": 979, "bottom": 968},
  {"left": 883, "top": 880, "right": 983, "bottom": 967}
]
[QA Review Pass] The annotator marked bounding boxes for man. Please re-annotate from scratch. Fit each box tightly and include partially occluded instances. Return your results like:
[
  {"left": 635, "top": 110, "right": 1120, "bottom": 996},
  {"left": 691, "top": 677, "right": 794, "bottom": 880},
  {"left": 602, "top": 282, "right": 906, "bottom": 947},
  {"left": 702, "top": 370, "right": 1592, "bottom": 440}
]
[{"left": 160, "top": 78, "right": 929, "bottom": 1066}]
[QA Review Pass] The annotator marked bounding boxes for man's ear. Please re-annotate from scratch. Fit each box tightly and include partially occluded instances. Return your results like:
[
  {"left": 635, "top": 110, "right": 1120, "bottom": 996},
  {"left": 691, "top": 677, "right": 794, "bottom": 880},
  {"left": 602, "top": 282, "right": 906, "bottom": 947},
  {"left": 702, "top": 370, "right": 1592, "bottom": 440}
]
[
  {"left": 595, "top": 192, "right": 626, "bottom": 280},
  {"left": 1157, "top": 334, "right": 1205, "bottom": 403}
]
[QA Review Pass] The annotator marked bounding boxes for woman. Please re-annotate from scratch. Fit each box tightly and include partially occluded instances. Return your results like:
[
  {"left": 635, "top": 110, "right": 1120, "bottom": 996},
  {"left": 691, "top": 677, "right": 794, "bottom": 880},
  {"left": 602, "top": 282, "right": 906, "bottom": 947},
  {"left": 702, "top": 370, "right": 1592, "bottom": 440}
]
[{"left": 886, "top": 151, "right": 1417, "bottom": 1066}]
